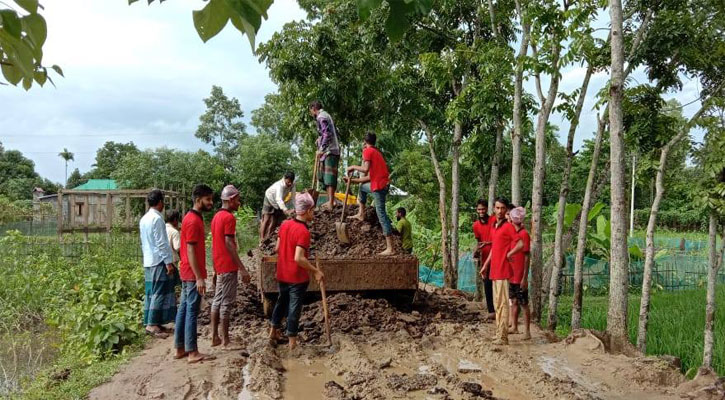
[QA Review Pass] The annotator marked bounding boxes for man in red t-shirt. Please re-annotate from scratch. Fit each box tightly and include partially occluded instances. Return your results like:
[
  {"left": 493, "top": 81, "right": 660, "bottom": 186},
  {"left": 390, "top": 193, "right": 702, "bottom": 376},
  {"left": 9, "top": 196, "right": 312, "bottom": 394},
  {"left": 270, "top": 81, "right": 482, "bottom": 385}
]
[
  {"left": 508, "top": 206, "right": 531, "bottom": 340},
  {"left": 210, "top": 185, "right": 252, "bottom": 348},
  {"left": 345, "top": 132, "right": 395, "bottom": 255},
  {"left": 473, "top": 199, "right": 495, "bottom": 320},
  {"left": 175, "top": 184, "right": 215, "bottom": 364},
  {"left": 269, "top": 192, "right": 325, "bottom": 350},
  {"left": 482, "top": 198, "right": 523, "bottom": 345}
]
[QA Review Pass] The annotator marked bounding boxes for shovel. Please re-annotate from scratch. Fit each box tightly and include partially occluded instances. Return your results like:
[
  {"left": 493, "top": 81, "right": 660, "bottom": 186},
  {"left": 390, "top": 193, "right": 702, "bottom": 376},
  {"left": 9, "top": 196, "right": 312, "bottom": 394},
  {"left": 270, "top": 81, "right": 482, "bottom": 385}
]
[
  {"left": 316, "top": 258, "right": 332, "bottom": 346},
  {"left": 335, "top": 173, "right": 352, "bottom": 243},
  {"left": 307, "top": 153, "right": 320, "bottom": 205}
]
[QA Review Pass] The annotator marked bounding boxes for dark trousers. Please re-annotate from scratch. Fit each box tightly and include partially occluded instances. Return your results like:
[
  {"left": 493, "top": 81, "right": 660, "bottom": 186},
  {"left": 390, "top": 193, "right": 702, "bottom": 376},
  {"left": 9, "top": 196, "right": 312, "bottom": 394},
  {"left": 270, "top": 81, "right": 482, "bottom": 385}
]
[
  {"left": 484, "top": 276, "right": 495, "bottom": 313},
  {"left": 270, "top": 281, "right": 309, "bottom": 337}
]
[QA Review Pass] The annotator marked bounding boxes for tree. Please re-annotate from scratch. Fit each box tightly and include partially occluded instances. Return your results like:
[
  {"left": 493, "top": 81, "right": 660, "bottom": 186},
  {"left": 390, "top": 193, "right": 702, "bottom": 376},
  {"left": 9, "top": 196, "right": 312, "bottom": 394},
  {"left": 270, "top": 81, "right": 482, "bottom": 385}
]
[
  {"left": 65, "top": 168, "right": 86, "bottom": 190},
  {"left": 510, "top": 0, "right": 531, "bottom": 207},
  {"left": 607, "top": 0, "right": 630, "bottom": 353},
  {"left": 89, "top": 141, "right": 139, "bottom": 179},
  {"left": 58, "top": 148, "right": 74, "bottom": 188},
  {"left": 195, "top": 85, "right": 248, "bottom": 171},
  {"left": 234, "top": 133, "right": 295, "bottom": 211},
  {"left": 0, "top": 143, "right": 59, "bottom": 200}
]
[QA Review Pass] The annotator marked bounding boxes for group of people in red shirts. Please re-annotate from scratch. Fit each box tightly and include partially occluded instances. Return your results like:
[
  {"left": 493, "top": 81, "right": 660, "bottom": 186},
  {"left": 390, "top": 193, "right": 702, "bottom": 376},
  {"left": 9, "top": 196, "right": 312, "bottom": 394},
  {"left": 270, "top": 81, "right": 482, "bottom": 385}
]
[{"left": 473, "top": 197, "right": 531, "bottom": 345}]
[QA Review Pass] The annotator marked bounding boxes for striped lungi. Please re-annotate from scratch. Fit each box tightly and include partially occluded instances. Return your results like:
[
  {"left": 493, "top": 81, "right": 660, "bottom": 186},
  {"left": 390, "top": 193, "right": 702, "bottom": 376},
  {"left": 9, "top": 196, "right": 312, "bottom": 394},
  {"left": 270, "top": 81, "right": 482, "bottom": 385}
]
[
  {"left": 143, "top": 262, "right": 178, "bottom": 326},
  {"left": 318, "top": 154, "right": 339, "bottom": 189}
]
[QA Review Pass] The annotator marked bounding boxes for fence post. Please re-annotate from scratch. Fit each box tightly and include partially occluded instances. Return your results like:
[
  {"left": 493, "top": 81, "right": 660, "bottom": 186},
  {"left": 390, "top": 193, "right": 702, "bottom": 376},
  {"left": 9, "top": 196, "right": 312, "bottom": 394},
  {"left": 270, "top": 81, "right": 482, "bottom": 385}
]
[
  {"left": 84, "top": 193, "right": 90, "bottom": 243},
  {"left": 106, "top": 192, "right": 113, "bottom": 236},
  {"left": 125, "top": 194, "right": 131, "bottom": 231},
  {"left": 57, "top": 189, "right": 63, "bottom": 241}
]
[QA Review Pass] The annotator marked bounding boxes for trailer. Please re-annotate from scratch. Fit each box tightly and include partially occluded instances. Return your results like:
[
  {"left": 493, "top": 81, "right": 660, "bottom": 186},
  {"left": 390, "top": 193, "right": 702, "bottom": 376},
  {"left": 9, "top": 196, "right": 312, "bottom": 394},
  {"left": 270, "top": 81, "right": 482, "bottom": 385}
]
[{"left": 259, "top": 256, "right": 419, "bottom": 316}]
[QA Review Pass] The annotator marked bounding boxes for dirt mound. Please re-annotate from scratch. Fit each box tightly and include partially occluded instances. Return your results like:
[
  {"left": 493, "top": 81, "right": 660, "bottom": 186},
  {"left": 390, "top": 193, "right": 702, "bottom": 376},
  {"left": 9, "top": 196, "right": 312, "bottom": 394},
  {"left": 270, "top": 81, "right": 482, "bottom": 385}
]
[
  {"left": 259, "top": 205, "right": 414, "bottom": 259},
  {"left": 199, "top": 277, "right": 266, "bottom": 328}
]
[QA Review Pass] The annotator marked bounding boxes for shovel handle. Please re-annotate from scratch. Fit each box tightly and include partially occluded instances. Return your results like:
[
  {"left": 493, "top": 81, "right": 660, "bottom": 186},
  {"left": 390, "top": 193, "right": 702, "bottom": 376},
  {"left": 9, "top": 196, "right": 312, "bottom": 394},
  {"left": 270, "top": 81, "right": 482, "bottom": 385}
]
[
  {"left": 311, "top": 153, "right": 320, "bottom": 191},
  {"left": 340, "top": 173, "right": 352, "bottom": 222},
  {"left": 316, "top": 258, "right": 332, "bottom": 346}
]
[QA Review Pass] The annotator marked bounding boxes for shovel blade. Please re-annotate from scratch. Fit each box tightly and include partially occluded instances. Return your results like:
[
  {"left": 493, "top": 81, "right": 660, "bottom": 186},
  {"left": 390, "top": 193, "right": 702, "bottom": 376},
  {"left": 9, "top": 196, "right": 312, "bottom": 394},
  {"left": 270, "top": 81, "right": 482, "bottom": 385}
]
[{"left": 335, "top": 221, "right": 350, "bottom": 243}]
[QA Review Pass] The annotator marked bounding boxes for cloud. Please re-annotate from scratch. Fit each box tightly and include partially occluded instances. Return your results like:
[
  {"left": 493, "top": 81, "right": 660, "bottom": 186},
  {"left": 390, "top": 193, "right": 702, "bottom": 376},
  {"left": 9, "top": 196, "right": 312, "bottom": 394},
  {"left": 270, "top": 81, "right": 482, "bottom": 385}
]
[{"left": 0, "top": 0, "right": 306, "bottom": 184}]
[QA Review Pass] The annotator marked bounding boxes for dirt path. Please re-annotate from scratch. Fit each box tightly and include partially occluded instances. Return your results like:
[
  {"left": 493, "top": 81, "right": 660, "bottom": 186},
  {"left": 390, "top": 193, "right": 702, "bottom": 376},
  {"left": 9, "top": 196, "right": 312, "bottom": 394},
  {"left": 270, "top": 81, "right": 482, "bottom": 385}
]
[{"left": 89, "top": 278, "right": 723, "bottom": 400}]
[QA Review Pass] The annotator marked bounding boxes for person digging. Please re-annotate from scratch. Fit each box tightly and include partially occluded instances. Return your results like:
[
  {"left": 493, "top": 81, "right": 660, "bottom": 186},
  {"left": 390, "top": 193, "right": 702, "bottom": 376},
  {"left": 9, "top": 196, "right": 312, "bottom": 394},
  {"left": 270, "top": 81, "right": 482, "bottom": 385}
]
[
  {"left": 210, "top": 185, "right": 252, "bottom": 349},
  {"left": 269, "top": 192, "right": 325, "bottom": 350},
  {"left": 260, "top": 172, "right": 297, "bottom": 240},
  {"left": 344, "top": 132, "right": 395, "bottom": 256},
  {"left": 309, "top": 100, "right": 341, "bottom": 211}
]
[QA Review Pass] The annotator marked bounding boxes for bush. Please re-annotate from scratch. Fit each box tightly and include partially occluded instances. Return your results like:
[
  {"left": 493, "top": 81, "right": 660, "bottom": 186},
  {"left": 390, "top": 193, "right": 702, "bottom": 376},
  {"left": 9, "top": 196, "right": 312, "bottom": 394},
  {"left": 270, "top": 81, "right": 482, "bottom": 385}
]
[{"left": 633, "top": 208, "right": 707, "bottom": 231}]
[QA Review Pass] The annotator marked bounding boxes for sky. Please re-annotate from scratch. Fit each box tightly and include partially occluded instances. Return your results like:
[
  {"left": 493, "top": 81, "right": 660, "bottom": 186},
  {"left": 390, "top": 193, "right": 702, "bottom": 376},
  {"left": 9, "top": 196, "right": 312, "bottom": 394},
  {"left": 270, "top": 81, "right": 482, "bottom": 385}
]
[{"left": 1, "top": 1, "right": 706, "bottom": 185}]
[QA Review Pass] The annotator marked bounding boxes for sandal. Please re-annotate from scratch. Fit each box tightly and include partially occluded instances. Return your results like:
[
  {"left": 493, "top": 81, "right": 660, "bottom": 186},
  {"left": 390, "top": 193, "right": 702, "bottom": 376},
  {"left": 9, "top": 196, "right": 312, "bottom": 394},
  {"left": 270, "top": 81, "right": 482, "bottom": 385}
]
[
  {"left": 145, "top": 329, "right": 169, "bottom": 339},
  {"left": 188, "top": 353, "right": 216, "bottom": 364}
]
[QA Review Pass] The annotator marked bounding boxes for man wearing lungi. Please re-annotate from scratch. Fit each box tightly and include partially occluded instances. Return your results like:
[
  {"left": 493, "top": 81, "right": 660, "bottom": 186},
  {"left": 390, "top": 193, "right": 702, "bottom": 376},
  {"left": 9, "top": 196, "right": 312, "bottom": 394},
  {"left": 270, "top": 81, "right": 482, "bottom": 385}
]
[
  {"left": 139, "top": 189, "right": 177, "bottom": 338},
  {"left": 309, "top": 100, "right": 341, "bottom": 211}
]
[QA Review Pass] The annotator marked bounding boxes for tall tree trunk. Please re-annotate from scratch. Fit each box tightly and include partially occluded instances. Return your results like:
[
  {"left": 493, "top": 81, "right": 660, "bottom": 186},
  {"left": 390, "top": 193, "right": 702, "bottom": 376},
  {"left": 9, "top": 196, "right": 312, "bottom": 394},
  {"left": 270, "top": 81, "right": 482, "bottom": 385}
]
[
  {"left": 449, "top": 121, "right": 463, "bottom": 288},
  {"left": 511, "top": 0, "right": 530, "bottom": 206},
  {"left": 420, "top": 120, "right": 452, "bottom": 285},
  {"left": 547, "top": 65, "right": 592, "bottom": 331},
  {"left": 607, "top": 0, "right": 630, "bottom": 353},
  {"left": 572, "top": 115, "right": 607, "bottom": 330},
  {"left": 530, "top": 41, "right": 561, "bottom": 322},
  {"left": 636, "top": 105, "right": 706, "bottom": 352},
  {"left": 488, "top": 123, "right": 504, "bottom": 210},
  {"left": 703, "top": 212, "right": 722, "bottom": 369}
]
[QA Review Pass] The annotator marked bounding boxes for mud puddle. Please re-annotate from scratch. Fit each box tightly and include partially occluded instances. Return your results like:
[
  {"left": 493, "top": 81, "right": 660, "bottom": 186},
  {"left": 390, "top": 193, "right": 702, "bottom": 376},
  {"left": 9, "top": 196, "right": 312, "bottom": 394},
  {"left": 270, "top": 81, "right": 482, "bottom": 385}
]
[{"left": 281, "top": 357, "right": 337, "bottom": 400}]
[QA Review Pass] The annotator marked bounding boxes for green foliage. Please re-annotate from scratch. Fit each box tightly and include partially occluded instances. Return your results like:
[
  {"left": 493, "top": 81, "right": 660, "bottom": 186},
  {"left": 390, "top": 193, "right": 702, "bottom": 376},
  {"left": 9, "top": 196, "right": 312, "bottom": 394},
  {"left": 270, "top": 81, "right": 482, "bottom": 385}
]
[
  {"left": 88, "top": 141, "right": 140, "bottom": 179},
  {"left": 234, "top": 205, "right": 258, "bottom": 253},
  {"left": 0, "top": 0, "right": 63, "bottom": 89},
  {"left": 234, "top": 133, "right": 295, "bottom": 211},
  {"left": 195, "top": 86, "right": 248, "bottom": 171},
  {"left": 0, "top": 143, "right": 59, "bottom": 201}
]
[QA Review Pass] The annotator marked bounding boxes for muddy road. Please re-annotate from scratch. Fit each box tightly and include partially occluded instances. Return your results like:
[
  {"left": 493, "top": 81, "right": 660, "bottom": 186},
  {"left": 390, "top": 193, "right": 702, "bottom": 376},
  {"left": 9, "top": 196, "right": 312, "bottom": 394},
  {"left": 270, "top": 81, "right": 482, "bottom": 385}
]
[{"left": 89, "top": 276, "right": 721, "bottom": 399}]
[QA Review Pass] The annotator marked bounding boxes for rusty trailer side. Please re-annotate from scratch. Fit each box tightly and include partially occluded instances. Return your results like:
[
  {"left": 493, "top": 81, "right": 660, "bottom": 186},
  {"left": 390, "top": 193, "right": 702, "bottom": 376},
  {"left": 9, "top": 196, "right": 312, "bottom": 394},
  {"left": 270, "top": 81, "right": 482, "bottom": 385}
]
[{"left": 259, "top": 256, "right": 419, "bottom": 294}]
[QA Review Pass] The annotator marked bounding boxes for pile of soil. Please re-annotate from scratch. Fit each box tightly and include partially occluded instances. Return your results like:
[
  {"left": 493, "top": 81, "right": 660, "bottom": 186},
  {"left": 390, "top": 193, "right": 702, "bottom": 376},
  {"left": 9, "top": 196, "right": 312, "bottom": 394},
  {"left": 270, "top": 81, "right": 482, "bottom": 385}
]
[
  {"left": 199, "top": 278, "right": 266, "bottom": 328},
  {"left": 259, "top": 205, "right": 415, "bottom": 259}
]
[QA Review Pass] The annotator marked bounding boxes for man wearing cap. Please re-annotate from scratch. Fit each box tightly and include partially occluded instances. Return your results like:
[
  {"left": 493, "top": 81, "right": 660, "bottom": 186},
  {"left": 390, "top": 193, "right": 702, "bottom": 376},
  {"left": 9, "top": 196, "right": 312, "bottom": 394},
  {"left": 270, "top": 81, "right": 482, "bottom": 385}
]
[
  {"left": 508, "top": 206, "right": 531, "bottom": 340},
  {"left": 269, "top": 192, "right": 325, "bottom": 350},
  {"left": 211, "top": 185, "right": 252, "bottom": 348},
  {"left": 260, "top": 172, "right": 297, "bottom": 240}
]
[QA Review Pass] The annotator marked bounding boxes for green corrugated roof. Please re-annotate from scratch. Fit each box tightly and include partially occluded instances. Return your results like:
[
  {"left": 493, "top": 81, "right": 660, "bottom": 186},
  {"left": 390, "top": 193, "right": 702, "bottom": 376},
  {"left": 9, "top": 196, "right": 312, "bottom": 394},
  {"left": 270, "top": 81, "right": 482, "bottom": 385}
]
[{"left": 72, "top": 179, "right": 118, "bottom": 190}]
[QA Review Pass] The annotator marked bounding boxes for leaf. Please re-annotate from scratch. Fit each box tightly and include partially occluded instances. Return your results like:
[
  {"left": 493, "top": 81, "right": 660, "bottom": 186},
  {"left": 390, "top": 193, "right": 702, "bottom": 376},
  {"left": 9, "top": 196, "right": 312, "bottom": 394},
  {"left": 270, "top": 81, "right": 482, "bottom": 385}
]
[
  {"left": 628, "top": 244, "right": 643, "bottom": 259},
  {"left": 33, "top": 68, "right": 46, "bottom": 86},
  {"left": 1, "top": 63, "right": 22, "bottom": 85},
  {"left": 51, "top": 64, "right": 63, "bottom": 77},
  {"left": 564, "top": 203, "right": 582, "bottom": 228},
  {"left": 385, "top": 0, "right": 411, "bottom": 42},
  {"left": 596, "top": 215, "right": 606, "bottom": 235},
  {"left": 230, "top": 14, "right": 256, "bottom": 49},
  {"left": 192, "top": 0, "right": 230, "bottom": 43},
  {"left": 357, "top": 0, "right": 382, "bottom": 20},
  {"left": 0, "top": 10, "right": 22, "bottom": 39},
  {"left": 22, "top": 13, "right": 47, "bottom": 49},
  {"left": 588, "top": 202, "right": 605, "bottom": 222},
  {"left": 14, "top": 0, "right": 39, "bottom": 13}
]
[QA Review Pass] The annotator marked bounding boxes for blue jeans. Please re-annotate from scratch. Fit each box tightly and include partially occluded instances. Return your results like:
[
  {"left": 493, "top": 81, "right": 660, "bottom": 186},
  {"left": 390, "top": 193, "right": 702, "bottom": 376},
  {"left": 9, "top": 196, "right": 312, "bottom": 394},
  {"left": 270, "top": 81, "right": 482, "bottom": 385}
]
[
  {"left": 359, "top": 183, "right": 392, "bottom": 236},
  {"left": 174, "top": 281, "right": 201, "bottom": 352},
  {"left": 270, "top": 282, "right": 309, "bottom": 337}
]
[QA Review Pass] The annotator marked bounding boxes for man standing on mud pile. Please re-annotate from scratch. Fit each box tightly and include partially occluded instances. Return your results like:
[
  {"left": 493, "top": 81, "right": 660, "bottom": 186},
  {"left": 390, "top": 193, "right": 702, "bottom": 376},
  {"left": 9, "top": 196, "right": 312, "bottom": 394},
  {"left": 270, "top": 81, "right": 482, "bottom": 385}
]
[
  {"left": 396, "top": 207, "right": 413, "bottom": 254},
  {"left": 260, "top": 172, "right": 296, "bottom": 240},
  {"left": 482, "top": 197, "right": 523, "bottom": 345},
  {"left": 309, "top": 100, "right": 340, "bottom": 211},
  {"left": 139, "top": 189, "right": 177, "bottom": 339},
  {"left": 210, "top": 185, "right": 252, "bottom": 349},
  {"left": 508, "top": 206, "right": 532, "bottom": 340},
  {"left": 473, "top": 199, "right": 496, "bottom": 321},
  {"left": 345, "top": 132, "right": 395, "bottom": 256},
  {"left": 269, "top": 193, "right": 325, "bottom": 350},
  {"left": 175, "top": 184, "right": 216, "bottom": 363}
]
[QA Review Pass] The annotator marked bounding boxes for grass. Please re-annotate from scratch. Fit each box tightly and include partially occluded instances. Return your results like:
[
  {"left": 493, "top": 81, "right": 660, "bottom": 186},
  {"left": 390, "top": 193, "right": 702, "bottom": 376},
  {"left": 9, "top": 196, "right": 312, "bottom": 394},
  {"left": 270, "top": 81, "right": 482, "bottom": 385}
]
[
  {"left": 16, "top": 342, "right": 145, "bottom": 400},
  {"left": 542, "top": 286, "right": 725, "bottom": 377}
]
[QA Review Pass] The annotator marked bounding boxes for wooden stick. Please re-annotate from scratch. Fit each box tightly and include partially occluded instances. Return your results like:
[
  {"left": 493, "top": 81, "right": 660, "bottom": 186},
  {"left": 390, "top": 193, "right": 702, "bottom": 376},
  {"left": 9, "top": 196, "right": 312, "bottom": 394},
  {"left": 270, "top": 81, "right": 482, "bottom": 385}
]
[{"left": 316, "top": 258, "right": 332, "bottom": 346}]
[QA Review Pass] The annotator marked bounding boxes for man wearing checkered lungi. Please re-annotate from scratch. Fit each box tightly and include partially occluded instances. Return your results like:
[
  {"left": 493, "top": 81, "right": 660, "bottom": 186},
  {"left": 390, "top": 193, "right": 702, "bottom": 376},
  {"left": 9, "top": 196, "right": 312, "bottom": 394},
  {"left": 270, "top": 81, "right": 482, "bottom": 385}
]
[{"left": 309, "top": 100, "right": 340, "bottom": 211}]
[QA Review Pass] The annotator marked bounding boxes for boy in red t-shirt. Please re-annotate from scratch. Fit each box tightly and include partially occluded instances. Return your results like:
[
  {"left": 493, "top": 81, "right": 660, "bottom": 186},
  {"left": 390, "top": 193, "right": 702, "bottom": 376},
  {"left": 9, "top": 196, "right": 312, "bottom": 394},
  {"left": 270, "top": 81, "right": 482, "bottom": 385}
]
[
  {"left": 210, "top": 185, "right": 252, "bottom": 348},
  {"left": 473, "top": 199, "right": 495, "bottom": 320},
  {"left": 508, "top": 206, "right": 531, "bottom": 340},
  {"left": 345, "top": 132, "right": 395, "bottom": 255},
  {"left": 269, "top": 193, "right": 325, "bottom": 350},
  {"left": 482, "top": 198, "right": 523, "bottom": 345},
  {"left": 175, "top": 184, "right": 215, "bottom": 363}
]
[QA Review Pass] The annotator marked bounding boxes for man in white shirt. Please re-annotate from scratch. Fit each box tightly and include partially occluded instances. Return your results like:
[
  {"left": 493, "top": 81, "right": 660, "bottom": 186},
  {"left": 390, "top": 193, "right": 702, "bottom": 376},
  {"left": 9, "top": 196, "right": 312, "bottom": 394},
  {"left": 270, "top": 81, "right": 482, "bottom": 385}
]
[
  {"left": 165, "top": 209, "right": 181, "bottom": 264},
  {"left": 139, "top": 189, "right": 177, "bottom": 338},
  {"left": 260, "top": 171, "right": 296, "bottom": 240}
]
